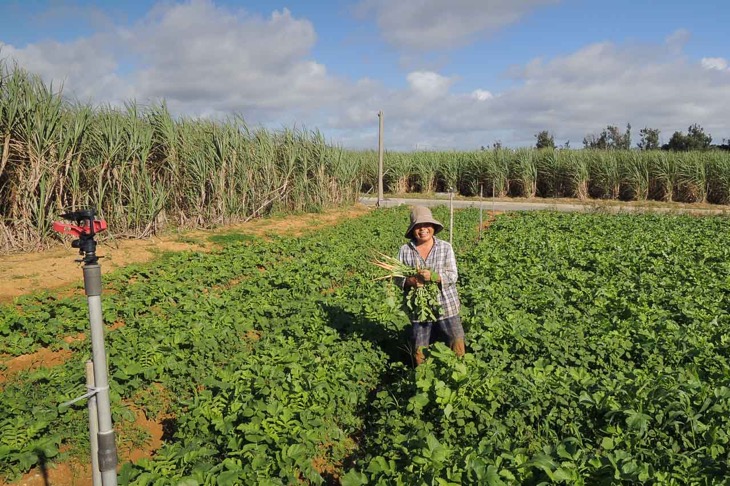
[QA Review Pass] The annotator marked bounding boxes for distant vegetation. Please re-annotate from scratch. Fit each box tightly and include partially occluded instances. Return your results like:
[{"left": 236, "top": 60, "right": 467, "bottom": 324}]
[
  {"left": 354, "top": 148, "right": 730, "bottom": 205},
  {"left": 3, "top": 59, "right": 730, "bottom": 252},
  {"left": 578, "top": 123, "right": 727, "bottom": 152}
]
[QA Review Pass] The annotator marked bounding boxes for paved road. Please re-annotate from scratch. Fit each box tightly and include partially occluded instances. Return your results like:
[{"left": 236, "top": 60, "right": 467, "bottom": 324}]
[{"left": 359, "top": 196, "right": 730, "bottom": 215}]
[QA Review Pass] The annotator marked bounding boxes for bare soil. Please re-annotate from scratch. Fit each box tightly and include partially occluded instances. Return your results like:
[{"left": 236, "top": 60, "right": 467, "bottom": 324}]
[
  {"left": 0, "top": 348, "right": 73, "bottom": 384},
  {"left": 0, "top": 204, "right": 372, "bottom": 486}
]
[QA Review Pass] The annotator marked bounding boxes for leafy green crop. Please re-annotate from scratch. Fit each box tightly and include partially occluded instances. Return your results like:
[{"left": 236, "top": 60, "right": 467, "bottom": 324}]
[
  {"left": 347, "top": 211, "right": 730, "bottom": 484},
  {"left": 2, "top": 208, "right": 730, "bottom": 484},
  {"left": 371, "top": 253, "right": 442, "bottom": 322}
]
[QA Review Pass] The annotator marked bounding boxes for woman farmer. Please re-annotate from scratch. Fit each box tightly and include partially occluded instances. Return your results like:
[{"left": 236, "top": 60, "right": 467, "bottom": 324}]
[{"left": 399, "top": 206, "right": 465, "bottom": 366}]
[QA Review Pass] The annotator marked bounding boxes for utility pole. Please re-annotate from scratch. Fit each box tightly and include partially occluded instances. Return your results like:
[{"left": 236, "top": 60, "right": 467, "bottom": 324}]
[
  {"left": 449, "top": 187, "right": 454, "bottom": 246},
  {"left": 479, "top": 183, "right": 483, "bottom": 242},
  {"left": 377, "top": 110, "right": 384, "bottom": 207},
  {"left": 55, "top": 209, "right": 117, "bottom": 486}
]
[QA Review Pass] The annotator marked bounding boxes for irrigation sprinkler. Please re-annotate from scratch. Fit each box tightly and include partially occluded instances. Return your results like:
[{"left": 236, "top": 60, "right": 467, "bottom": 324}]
[{"left": 54, "top": 208, "right": 117, "bottom": 486}]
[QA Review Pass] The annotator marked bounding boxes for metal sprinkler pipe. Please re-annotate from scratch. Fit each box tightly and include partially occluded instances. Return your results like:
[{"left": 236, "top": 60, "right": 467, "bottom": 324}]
[
  {"left": 86, "top": 361, "right": 102, "bottom": 486},
  {"left": 54, "top": 208, "right": 118, "bottom": 486}
]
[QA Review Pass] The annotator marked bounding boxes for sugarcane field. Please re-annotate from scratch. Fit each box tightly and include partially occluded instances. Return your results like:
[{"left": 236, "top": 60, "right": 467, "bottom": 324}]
[{"left": 2, "top": 5, "right": 730, "bottom": 484}]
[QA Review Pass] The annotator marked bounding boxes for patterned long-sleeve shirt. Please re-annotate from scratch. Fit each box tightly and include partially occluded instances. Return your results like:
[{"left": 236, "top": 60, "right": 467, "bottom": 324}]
[{"left": 398, "top": 237, "right": 460, "bottom": 321}]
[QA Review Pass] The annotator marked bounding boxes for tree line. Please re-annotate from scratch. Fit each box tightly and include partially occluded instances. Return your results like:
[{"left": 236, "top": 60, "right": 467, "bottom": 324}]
[{"left": 535, "top": 124, "right": 730, "bottom": 151}]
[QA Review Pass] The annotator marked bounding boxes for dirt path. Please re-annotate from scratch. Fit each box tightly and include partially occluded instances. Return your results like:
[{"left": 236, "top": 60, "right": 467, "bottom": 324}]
[{"left": 0, "top": 205, "right": 372, "bottom": 304}]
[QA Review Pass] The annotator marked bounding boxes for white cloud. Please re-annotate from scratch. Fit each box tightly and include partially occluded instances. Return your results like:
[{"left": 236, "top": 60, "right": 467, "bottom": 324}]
[
  {"left": 471, "top": 89, "right": 494, "bottom": 101},
  {"left": 701, "top": 57, "right": 729, "bottom": 72},
  {"left": 1, "top": 0, "right": 352, "bottom": 121},
  {"left": 126, "top": 1, "right": 349, "bottom": 117},
  {"left": 406, "top": 71, "right": 454, "bottom": 97},
  {"left": 0, "top": 37, "right": 133, "bottom": 103},
  {"left": 666, "top": 28, "right": 691, "bottom": 55},
  {"left": 331, "top": 35, "right": 730, "bottom": 149},
  {"left": 356, "top": 0, "right": 559, "bottom": 51},
  {"left": 489, "top": 39, "right": 730, "bottom": 146}
]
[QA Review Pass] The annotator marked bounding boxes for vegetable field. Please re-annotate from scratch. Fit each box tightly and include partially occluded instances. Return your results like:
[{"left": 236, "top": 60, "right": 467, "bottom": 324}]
[{"left": 1, "top": 207, "right": 730, "bottom": 485}]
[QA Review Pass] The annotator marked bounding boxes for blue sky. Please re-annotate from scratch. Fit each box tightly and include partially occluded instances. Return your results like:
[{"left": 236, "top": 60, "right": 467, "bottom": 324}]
[{"left": 1, "top": 0, "right": 728, "bottom": 150}]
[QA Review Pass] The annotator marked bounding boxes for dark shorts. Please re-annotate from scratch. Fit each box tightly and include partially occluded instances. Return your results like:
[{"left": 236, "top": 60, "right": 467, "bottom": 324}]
[{"left": 412, "top": 315, "right": 465, "bottom": 348}]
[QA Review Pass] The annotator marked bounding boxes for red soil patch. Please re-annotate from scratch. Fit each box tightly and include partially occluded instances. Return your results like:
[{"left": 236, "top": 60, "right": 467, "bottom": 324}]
[
  {"left": 479, "top": 210, "right": 503, "bottom": 231},
  {"left": 2, "top": 461, "right": 93, "bottom": 486},
  {"left": 108, "top": 320, "right": 125, "bottom": 331},
  {"left": 244, "top": 329, "right": 262, "bottom": 341},
  {"left": 119, "top": 404, "right": 165, "bottom": 464},
  {"left": 0, "top": 321, "right": 126, "bottom": 384},
  {"left": 62, "top": 332, "right": 86, "bottom": 344},
  {"left": 0, "top": 348, "right": 72, "bottom": 384},
  {"left": 121, "top": 382, "right": 173, "bottom": 463},
  {"left": 310, "top": 437, "right": 357, "bottom": 480}
]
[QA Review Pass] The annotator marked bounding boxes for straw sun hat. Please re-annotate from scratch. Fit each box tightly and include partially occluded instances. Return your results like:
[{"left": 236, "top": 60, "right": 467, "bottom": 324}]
[{"left": 405, "top": 206, "right": 444, "bottom": 239}]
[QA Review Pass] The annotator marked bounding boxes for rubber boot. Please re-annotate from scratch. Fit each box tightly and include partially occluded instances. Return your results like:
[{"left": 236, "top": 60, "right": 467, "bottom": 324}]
[
  {"left": 414, "top": 347, "right": 426, "bottom": 367},
  {"left": 450, "top": 338, "right": 466, "bottom": 357}
]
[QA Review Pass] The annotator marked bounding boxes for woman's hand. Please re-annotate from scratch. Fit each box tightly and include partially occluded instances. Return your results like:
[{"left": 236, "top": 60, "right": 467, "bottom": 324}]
[
  {"left": 406, "top": 275, "right": 425, "bottom": 288},
  {"left": 418, "top": 269, "right": 440, "bottom": 283}
]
